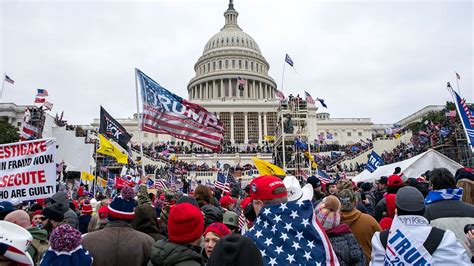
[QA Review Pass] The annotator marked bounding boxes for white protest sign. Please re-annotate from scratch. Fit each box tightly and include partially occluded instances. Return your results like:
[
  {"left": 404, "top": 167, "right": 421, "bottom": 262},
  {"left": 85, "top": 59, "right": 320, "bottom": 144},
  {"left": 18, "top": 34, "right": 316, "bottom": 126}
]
[
  {"left": 0, "top": 139, "right": 56, "bottom": 201},
  {"left": 384, "top": 216, "right": 433, "bottom": 265}
]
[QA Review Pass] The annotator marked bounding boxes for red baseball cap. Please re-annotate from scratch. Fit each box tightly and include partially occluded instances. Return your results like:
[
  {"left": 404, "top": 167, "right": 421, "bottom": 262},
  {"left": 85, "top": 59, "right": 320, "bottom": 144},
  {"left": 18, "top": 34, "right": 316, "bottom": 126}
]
[
  {"left": 239, "top": 197, "right": 252, "bottom": 210},
  {"left": 387, "top": 174, "right": 403, "bottom": 187},
  {"left": 250, "top": 175, "right": 287, "bottom": 201},
  {"left": 219, "top": 196, "right": 237, "bottom": 209}
]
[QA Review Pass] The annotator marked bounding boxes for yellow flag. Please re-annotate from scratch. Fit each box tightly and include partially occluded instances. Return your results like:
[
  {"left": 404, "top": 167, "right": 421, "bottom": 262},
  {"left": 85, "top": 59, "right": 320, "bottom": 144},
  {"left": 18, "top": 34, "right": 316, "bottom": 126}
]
[
  {"left": 304, "top": 151, "right": 314, "bottom": 162},
  {"left": 394, "top": 133, "right": 401, "bottom": 139},
  {"left": 251, "top": 157, "right": 286, "bottom": 177},
  {"left": 97, "top": 177, "right": 107, "bottom": 187},
  {"left": 81, "top": 172, "right": 94, "bottom": 182},
  {"left": 97, "top": 134, "right": 128, "bottom": 164},
  {"left": 264, "top": 135, "right": 275, "bottom": 141},
  {"left": 311, "top": 161, "right": 318, "bottom": 169}
]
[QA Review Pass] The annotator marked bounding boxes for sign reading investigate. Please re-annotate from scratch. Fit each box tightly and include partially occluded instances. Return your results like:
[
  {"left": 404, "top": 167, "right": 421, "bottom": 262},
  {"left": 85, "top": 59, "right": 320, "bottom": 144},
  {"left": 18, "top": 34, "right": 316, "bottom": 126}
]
[{"left": 0, "top": 139, "right": 56, "bottom": 201}]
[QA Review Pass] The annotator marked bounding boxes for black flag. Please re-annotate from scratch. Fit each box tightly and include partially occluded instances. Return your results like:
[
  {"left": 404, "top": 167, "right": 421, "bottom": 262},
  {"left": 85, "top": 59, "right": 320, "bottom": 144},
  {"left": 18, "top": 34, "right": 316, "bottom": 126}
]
[{"left": 99, "top": 106, "right": 132, "bottom": 150}]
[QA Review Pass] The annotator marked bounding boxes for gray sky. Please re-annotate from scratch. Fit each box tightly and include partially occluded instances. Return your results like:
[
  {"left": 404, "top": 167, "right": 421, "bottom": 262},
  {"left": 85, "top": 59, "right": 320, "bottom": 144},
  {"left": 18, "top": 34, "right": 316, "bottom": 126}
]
[{"left": 1, "top": 0, "right": 472, "bottom": 125}]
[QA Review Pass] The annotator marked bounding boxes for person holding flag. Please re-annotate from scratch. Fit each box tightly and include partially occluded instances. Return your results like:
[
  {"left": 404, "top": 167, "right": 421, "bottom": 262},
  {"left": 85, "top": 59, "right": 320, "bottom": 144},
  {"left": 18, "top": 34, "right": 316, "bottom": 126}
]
[{"left": 245, "top": 175, "right": 338, "bottom": 265}]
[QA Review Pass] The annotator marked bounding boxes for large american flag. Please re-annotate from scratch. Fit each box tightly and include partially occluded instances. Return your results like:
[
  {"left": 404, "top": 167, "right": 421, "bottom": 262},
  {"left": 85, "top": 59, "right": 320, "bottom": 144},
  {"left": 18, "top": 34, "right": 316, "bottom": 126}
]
[
  {"left": 155, "top": 179, "right": 169, "bottom": 190},
  {"left": 245, "top": 200, "right": 338, "bottom": 265},
  {"left": 451, "top": 89, "right": 474, "bottom": 149},
  {"left": 317, "top": 169, "right": 333, "bottom": 185},
  {"left": 136, "top": 69, "right": 224, "bottom": 151}
]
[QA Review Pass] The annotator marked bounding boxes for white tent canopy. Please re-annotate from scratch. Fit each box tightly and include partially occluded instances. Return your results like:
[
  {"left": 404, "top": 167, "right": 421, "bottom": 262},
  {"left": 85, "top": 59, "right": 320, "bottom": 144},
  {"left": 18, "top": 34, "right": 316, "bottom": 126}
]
[{"left": 351, "top": 149, "right": 463, "bottom": 183}]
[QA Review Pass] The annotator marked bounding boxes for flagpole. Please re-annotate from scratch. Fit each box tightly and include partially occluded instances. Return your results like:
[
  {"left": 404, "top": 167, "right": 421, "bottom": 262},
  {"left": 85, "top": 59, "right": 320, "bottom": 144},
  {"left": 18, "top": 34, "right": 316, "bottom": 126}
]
[
  {"left": 455, "top": 71, "right": 461, "bottom": 95},
  {"left": 0, "top": 74, "right": 6, "bottom": 102},
  {"left": 134, "top": 68, "right": 147, "bottom": 177},
  {"left": 280, "top": 59, "right": 286, "bottom": 93}
]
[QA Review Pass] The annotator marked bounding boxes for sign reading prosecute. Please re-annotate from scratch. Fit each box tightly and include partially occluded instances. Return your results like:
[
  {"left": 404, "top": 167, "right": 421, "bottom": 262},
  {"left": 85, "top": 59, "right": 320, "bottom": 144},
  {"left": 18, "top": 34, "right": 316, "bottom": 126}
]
[{"left": 0, "top": 139, "right": 56, "bottom": 201}]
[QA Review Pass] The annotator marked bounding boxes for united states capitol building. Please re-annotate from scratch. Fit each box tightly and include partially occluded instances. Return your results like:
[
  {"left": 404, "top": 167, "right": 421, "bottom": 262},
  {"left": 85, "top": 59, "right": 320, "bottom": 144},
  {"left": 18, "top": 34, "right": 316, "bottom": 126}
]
[{"left": 88, "top": 1, "right": 441, "bottom": 166}]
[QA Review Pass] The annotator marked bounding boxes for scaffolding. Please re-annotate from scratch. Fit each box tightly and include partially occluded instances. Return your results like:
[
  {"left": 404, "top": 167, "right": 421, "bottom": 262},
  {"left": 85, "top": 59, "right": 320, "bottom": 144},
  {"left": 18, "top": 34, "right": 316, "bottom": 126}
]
[{"left": 273, "top": 99, "right": 312, "bottom": 179}]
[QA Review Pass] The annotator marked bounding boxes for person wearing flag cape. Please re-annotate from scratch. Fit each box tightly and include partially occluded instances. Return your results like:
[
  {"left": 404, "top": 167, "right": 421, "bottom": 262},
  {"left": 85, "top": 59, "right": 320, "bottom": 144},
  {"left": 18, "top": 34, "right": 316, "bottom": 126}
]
[{"left": 370, "top": 186, "right": 470, "bottom": 265}]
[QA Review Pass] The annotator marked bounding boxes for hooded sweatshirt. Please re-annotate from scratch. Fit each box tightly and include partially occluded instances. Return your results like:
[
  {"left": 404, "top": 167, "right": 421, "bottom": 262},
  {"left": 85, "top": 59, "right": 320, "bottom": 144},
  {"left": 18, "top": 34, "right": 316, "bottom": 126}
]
[
  {"left": 340, "top": 209, "right": 381, "bottom": 264},
  {"left": 50, "top": 191, "right": 79, "bottom": 229},
  {"left": 132, "top": 204, "right": 164, "bottom": 241},
  {"left": 27, "top": 227, "right": 49, "bottom": 263}
]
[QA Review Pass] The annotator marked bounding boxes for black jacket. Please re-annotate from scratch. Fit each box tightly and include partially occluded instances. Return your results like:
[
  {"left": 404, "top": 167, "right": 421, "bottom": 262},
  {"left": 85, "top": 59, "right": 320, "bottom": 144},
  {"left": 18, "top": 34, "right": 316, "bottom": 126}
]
[
  {"left": 148, "top": 239, "right": 203, "bottom": 266},
  {"left": 326, "top": 224, "right": 365, "bottom": 266},
  {"left": 424, "top": 199, "right": 474, "bottom": 222}
]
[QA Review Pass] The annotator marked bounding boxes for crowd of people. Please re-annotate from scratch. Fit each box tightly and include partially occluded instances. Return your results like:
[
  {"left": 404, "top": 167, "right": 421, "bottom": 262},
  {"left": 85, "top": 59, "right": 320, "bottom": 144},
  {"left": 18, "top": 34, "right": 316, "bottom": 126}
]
[{"left": 1, "top": 164, "right": 473, "bottom": 265}]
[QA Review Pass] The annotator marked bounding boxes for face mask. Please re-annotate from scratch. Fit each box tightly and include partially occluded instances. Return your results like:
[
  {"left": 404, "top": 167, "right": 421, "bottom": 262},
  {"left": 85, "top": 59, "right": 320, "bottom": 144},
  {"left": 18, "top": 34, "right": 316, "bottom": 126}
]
[{"left": 244, "top": 203, "right": 256, "bottom": 222}]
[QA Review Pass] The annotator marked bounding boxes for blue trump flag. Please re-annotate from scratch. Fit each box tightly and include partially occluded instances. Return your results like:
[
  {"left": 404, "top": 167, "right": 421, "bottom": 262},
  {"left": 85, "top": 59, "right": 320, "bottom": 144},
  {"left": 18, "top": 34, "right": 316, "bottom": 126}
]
[
  {"left": 245, "top": 200, "right": 338, "bottom": 265},
  {"left": 366, "top": 151, "right": 384, "bottom": 173},
  {"left": 294, "top": 138, "right": 308, "bottom": 150}
]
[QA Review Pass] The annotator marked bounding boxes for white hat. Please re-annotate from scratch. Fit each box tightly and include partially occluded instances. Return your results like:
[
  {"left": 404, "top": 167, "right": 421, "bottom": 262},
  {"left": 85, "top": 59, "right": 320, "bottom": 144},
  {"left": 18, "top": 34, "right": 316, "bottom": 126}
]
[
  {"left": 0, "top": 221, "right": 34, "bottom": 265},
  {"left": 283, "top": 176, "right": 314, "bottom": 203}
]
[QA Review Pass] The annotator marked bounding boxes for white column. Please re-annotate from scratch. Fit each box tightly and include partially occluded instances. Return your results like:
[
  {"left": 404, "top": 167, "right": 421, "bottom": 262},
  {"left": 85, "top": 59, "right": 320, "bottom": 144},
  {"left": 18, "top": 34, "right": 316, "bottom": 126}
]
[
  {"left": 230, "top": 112, "right": 235, "bottom": 144},
  {"left": 213, "top": 80, "right": 216, "bottom": 99},
  {"left": 259, "top": 82, "right": 262, "bottom": 99},
  {"left": 258, "top": 112, "right": 262, "bottom": 144},
  {"left": 252, "top": 80, "right": 256, "bottom": 99},
  {"left": 244, "top": 112, "right": 249, "bottom": 144},
  {"left": 198, "top": 84, "right": 201, "bottom": 98},
  {"left": 228, "top": 78, "right": 232, "bottom": 98},
  {"left": 263, "top": 112, "right": 268, "bottom": 136},
  {"left": 220, "top": 79, "right": 224, "bottom": 98}
]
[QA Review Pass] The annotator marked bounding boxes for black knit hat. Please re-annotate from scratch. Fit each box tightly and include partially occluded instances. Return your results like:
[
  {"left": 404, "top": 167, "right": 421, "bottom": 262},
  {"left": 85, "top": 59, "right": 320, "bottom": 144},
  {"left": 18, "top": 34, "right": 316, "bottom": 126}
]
[
  {"left": 42, "top": 203, "right": 65, "bottom": 222},
  {"left": 208, "top": 234, "right": 263, "bottom": 266},
  {"left": 176, "top": 196, "right": 199, "bottom": 208}
]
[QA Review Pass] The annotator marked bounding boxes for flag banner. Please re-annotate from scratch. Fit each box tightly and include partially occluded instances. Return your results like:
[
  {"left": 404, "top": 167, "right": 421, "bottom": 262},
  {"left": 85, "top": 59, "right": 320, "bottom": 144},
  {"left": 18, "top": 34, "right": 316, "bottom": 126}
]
[
  {"left": 317, "top": 169, "right": 332, "bottom": 184},
  {"left": 43, "top": 101, "right": 53, "bottom": 111},
  {"left": 97, "top": 134, "right": 128, "bottom": 164},
  {"left": 36, "top": 89, "right": 49, "bottom": 97},
  {"left": 215, "top": 172, "right": 230, "bottom": 193},
  {"left": 276, "top": 90, "right": 285, "bottom": 100},
  {"left": 439, "top": 128, "right": 450, "bottom": 138},
  {"left": 136, "top": 69, "right": 224, "bottom": 151},
  {"left": 34, "top": 97, "right": 45, "bottom": 104},
  {"left": 305, "top": 91, "right": 315, "bottom": 104},
  {"left": 316, "top": 98, "right": 327, "bottom": 108},
  {"left": 237, "top": 76, "right": 247, "bottom": 90},
  {"left": 450, "top": 89, "right": 474, "bottom": 150},
  {"left": 251, "top": 157, "right": 286, "bottom": 177},
  {"left": 285, "top": 54, "right": 294, "bottom": 67},
  {"left": 0, "top": 139, "right": 56, "bottom": 201},
  {"left": 294, "top": 138, "right": 308, "bottom": 150},
  {"left": 81, "top": 172, "right": 94, "bottom": 182},
  {"left": 245, "top": 200, "right": 338, "bottom": 265},
  {"left": 365, "top": 151, "right": 384, "bottom": 173},
  {"left": 326, "top": 132, "right": 333, "bottom": 140},
  {"left": 384, "top": 216, "right": 432, "bottom": 265},
  {"left": 264, "top": 135, "right": 275, "bottom": 141},
  {"left": 4, "top": 74, "right": 14, "bottom": 84},
  {"left": 99, "top": 106, "right": 132, "bottom": 150},
  {"left": 445, "top": 110, "right": 456, "bottom": 117}
]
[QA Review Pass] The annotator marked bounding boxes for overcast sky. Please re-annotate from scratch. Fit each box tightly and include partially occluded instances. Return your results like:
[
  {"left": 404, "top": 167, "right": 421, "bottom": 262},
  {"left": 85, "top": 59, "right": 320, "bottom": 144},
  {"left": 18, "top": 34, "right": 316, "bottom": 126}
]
[{"left": 1, "top": 0, "right": 472, "bottom": 126}]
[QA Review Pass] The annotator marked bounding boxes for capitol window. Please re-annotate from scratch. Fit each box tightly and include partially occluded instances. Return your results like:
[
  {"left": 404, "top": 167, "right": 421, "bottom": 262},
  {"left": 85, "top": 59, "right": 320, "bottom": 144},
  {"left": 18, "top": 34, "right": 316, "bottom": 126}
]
[
  {"left": 358, "top": 132, "right": 363, "bottom": 137},
  {"left": 232, "top": 60, "right": 235, "bottom": 68},
  {"left": 225, "top": 60, "right": 229, "bottom": 68},
  {"left": 213, "top": 61, "right": 216, "bottom": 70},
  {"left": 219, "top": 61, "right": 222, "bottom": 69},
  {"left": 347, "top": 132, "right": 352, "bottom": 137},
  {"left": 251, "top": 62, "right": 254, "bottom": 71},
  {"left": 245, "top": 61, "right": 248, "bottom": 69},
  {"left": 207, "top": 63, "right": 210, "bottom": 72},
  {"left": 239, "top": 60, "right": 242, "bottom": 69}
]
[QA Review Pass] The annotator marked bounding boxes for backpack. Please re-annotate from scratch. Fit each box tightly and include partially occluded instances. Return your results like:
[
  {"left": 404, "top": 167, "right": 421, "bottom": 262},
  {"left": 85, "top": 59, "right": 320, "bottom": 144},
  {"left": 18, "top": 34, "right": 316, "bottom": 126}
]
[
  {"left": 379, "top": 227, "right": 445, "bottom": 255},
  {"left": 31, "top": 238, "right": 50, "bottom": 263}
]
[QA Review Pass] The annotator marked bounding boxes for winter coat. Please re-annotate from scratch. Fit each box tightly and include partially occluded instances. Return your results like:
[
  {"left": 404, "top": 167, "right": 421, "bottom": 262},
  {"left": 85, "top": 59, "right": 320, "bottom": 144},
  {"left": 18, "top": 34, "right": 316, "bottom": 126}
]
[
  {"left": 326, "top": 224, "right": 365, "bottom": 266},
  {"left": 78, "top": 214, "right": 92, "bottom": 234},
  {"left": 50, "top": 191, "right": 79, "bottom": 229},
  {"left": 148, "top": 238, "right": 203, "bottom": 266},
  {"left": 340, "top": 208, "right": 381, "bottom": 264},
  {"left": 27, "top": 227, "right": 49, "bottom": 264},
  {"left": 82, "top": 221, "right": 155, "bottom": 266},
  {"left": 201, "top": 205, "right": 223, "bottom": 227},
  {"left": 370, "top": 215, "right": 471, "bottom": 265},
  {"left": 132, "top": 203, "right": 165, "bottom": 241},
  {"left": 424, "top": 199, "right": 474, "bottom": 258}
]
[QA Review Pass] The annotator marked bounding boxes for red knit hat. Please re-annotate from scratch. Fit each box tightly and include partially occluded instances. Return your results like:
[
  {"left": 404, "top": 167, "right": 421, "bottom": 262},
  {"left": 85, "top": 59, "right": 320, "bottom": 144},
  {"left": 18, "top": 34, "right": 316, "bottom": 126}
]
[
  {"left": 168, "top": 203, "right": 204, "bottom": 244},
  {"left": 250, "top": 175, "right": 287, "bottom": 201},
  {"left": 219, "top": 196, "right": 237, "bottom": 209},
  {"left": 98, "top": 205, "right": 108, "bottom": 220},
  {"left": 203, "top": 222, "right": 231, "bottom": 238},
  {"left": 387, "top": 175, "right": 403, "bottom": 187},
  {"left": 31, "top": 210, "right": 43, "bottom": 217}
]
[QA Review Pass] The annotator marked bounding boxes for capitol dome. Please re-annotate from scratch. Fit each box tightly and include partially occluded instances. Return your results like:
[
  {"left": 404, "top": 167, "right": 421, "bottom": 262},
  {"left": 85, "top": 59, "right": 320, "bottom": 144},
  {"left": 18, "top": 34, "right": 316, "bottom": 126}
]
[
  {"left": 187, "top": 1, "right": 277, "bottom": 102},
  {"left": 187, "top": 1, "right": 279, "bottom": 145}
]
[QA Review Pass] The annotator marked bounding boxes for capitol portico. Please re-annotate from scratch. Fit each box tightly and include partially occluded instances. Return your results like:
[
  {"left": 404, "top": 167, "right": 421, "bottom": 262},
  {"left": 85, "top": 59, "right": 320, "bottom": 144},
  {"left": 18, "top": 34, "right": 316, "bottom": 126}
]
[{"left": 187, "top": 1, "right": 281, "bottom": 145}]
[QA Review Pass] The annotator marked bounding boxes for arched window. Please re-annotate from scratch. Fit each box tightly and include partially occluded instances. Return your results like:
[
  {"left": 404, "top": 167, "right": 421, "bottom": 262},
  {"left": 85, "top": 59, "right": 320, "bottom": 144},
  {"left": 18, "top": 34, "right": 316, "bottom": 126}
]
[
  {"left": 239, "top": 60, "right": 242, "bottom": 69},
  {"left": 245, "top": 61, "right": 248, "bottom": 69},
  {"left": 251, "top": 62, "right": 254, "bottom": 71},
  {"left": 232, "top": 60, "right": 235, "bottom": 68},
  {"left": 219, "top": 60, "right": 222, "bottom": 69},
  {"left": 207, "top": 63, "right": 210, "bottom": 72},
  {"left": 213, "top": 61, "right": 216, "bottom": 70},
  {"left": 225, "top": 60, "right": 229, "bottom": 68}
]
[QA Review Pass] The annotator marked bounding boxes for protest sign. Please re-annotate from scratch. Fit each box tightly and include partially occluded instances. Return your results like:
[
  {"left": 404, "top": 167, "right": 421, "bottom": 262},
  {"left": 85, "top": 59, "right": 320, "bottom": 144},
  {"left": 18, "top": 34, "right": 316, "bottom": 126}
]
[
  {"left": 0, "top": 139, "right": 56, "bottom": 201},
  {"left": 384, "top": 216, "right": 433, "bottom": 265},
  {"left": 366, "top": 151, "right": 384, "bottom": 173}
]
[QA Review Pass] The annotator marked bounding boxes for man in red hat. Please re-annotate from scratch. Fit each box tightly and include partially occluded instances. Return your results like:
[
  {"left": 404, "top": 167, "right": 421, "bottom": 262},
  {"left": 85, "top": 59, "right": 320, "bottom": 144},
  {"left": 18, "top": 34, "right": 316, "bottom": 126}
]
[{"left": 250, "top": 175, "right": 288, "bottom": 216}]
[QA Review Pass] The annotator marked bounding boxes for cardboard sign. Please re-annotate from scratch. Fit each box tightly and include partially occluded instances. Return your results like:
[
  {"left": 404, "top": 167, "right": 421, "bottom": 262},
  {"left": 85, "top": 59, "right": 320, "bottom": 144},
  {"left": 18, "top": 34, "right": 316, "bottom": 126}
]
[{"left": 0, "top": 139, "right": 56, "bottom": 201}]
